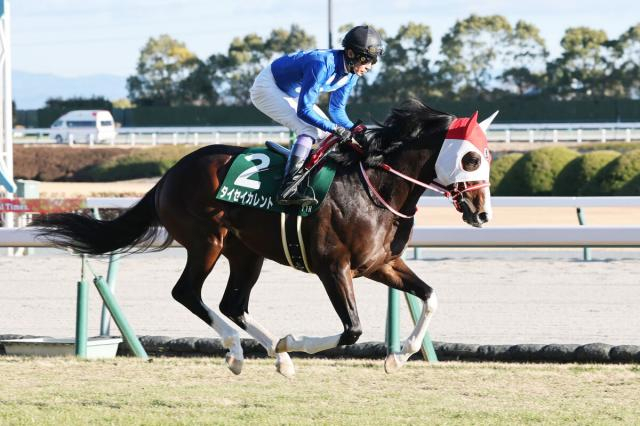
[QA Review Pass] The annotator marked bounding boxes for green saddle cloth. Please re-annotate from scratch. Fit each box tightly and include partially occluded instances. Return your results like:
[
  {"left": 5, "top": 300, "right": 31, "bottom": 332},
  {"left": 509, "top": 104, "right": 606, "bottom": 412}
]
[{"left": 215, "top": 147, "right": 336, "bottom": 217}]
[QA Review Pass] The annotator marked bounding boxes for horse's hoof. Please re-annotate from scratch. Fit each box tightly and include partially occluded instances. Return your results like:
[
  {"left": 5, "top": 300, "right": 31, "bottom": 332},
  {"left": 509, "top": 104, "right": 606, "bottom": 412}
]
[
  {"left": 384, "top": 353, "right": 403, "bottom": 374},
  {"left": 225, "top": 353, "right": 244, "bottom": 375},
  {"left": 275, "top": 353, "right": 295, "bottom": 378}
]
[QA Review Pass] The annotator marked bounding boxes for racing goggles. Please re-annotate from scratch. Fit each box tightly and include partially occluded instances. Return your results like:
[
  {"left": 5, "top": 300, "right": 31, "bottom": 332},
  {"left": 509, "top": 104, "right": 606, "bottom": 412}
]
[{"left": 356, "top": 46, "right": 384, "bottom": 65}]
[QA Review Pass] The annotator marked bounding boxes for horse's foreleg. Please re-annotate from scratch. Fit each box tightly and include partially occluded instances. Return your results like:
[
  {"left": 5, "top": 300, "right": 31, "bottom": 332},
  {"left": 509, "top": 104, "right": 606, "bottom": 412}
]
[
  {"left": 367, "top": 258, "right": 437, "bottom": 373},
  {"left": 276, "top": 261, "right": 362, "bottom": 355},
  {"left": 172, "top": 241, "right": 244, "bottom": 375},
  {"left": 220, "top": 236, "right": 295, "bottom": 378}
]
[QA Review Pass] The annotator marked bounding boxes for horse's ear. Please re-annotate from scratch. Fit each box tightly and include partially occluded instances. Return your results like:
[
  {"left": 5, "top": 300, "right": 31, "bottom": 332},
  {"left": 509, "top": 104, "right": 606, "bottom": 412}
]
[
  {"left": 461, "top": 151, "right": 481, "bottom": 172},
  {"left": 479, "top": 110, "right": 499, "bottom": 134}
]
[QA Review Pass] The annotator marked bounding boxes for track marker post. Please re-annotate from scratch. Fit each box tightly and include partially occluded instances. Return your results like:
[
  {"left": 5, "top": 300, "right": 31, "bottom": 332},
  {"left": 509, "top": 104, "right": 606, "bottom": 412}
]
[{"left": 74, "top": 255, "right": 148, "bottom": 360}]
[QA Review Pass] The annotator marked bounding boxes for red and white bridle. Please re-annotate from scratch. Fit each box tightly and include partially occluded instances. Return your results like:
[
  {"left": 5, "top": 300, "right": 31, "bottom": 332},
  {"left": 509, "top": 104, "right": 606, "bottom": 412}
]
[{"left": 358, "top": 161, "right": 490, "bottom": 219}]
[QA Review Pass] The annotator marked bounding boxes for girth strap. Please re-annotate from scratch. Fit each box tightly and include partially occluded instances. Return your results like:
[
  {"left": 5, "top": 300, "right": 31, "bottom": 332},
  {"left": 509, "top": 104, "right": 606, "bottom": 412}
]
[{"left": 280, "top": 213, "right": 311, "bottom": 273}]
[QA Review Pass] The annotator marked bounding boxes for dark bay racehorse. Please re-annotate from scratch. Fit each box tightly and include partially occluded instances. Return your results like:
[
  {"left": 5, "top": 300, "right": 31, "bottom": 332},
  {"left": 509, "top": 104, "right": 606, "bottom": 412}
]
[{"left": 32, "top": 99, "right": 496, "bottom": 376}]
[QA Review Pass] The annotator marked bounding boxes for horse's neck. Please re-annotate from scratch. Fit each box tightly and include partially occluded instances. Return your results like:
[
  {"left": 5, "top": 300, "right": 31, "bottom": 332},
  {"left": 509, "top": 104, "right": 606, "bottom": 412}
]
[{"left": 374, "top": 147, "right": 434, "bottom": 214}]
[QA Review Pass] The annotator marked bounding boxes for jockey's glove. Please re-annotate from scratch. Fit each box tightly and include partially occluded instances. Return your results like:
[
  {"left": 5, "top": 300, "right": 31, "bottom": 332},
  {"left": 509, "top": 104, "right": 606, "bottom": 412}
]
[
  {"left": 351, "top": 123, "right": 367, "bottom": 145},
  {"left": 333, "top": 126, "right": 352, "bottom": 143}
]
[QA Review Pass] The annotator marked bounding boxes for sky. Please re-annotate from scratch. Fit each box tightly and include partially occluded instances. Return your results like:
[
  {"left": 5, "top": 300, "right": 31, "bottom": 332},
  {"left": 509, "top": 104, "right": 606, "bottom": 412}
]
[{"left": 7, "top": 0, "right": 640, "bottom": 78}]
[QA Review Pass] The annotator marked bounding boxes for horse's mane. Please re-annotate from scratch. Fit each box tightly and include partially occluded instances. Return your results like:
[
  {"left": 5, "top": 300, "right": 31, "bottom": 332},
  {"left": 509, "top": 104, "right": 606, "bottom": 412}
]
[{"left": 330, "top": 99, "right": 455, "bottom": 167}]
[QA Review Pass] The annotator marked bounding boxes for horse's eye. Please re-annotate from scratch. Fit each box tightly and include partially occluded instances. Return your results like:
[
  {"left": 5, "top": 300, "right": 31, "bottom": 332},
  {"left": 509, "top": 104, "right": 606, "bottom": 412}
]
[{"left": 461, "top": 152, "right": 481, "bottom": 172}]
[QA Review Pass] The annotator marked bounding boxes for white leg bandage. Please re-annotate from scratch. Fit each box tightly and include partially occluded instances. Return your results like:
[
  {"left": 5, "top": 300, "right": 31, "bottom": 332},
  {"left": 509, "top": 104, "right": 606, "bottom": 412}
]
[{"left": 278, "top": 333, "right": 342, "bottom": 354}]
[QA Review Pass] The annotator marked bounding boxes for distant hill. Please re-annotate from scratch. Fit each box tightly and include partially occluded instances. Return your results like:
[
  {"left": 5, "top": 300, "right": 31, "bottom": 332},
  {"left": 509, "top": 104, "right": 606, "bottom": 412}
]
[{"left": 12, "top": 70, "right": 127, "bottom": 109}]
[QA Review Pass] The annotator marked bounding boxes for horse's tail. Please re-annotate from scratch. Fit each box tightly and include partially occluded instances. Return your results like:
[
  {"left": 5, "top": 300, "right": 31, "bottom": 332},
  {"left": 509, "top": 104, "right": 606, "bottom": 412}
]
[{"left": 30, "top": 185, "right": 172, "bottom": 255}]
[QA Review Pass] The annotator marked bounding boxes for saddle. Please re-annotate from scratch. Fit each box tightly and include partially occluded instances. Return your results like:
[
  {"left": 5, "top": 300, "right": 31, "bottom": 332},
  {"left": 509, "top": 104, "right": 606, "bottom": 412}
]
[{"left": 215, "top": 142, "right": 337, "bottom": 217}]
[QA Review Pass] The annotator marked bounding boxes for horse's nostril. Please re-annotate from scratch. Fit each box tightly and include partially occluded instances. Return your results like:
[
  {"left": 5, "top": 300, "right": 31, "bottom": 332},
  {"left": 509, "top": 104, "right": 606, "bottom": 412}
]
[{"left": 478, "top": 212, "right": 488, "bottom": 223}]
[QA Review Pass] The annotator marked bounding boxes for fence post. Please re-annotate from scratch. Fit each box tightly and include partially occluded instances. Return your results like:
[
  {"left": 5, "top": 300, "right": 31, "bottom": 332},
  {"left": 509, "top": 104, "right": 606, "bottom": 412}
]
[
  {"left": 236, "top": 132, "right": 241, "bottom": 146},
  {"left": 93, "top": 275, "right": 148, "bottom": 359},
  {"left": 528, "top": 129, "right": 534, "bottom": 144},
  {"left": 386, "top": 288, "right": 400, "bottom": 354},
  {"left": 504, "top": 129, "right": 510, "bottom": 144},
  {"left": 172, "top": 133, "right": 178, "bottom": 146},
  {"left": 99, "top": 254, "right": 120, "bottom": 336},
  {"left": 194, "top": 133, "right": 199, "bottom": 146},
  {"left": 601, "top": 129, "right": 606, "bottom": 143},
  {"left": 75, "top": 256, "right": 89, "bottom": 358},
  {"left": 577, "top": 129, "right": 582, "bottom": 144},
  {"left": 151, "top": 133, "right": 157, "bottom": 146},
  {"left": 576, "top": 207, "right": 592, "bottom": 261},
  {"left": 625, "top": 129, "right": 631, "bottom": 143},
  {"left": 552, "top": 129, "right": 558, "bottom": 143}
]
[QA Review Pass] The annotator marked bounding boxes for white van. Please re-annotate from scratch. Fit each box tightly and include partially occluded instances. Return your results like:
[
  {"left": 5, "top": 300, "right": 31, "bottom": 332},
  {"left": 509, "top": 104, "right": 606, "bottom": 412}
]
[{"left": 50, "top": 110, "right": 117, "bottom": 144}]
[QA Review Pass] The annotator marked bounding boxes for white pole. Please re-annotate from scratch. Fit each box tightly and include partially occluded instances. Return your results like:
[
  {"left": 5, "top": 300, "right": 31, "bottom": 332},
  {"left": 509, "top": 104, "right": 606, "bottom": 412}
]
[
  {"left": 528, "top": 129, "right": 534, "bottom": 144},
  {"left": 1, "top": 0, "right": 16, "bottom": 254},
  {"left": 626, "top": 128, "right": 631, "bottom": 143},
  {"left": 601, "top": 128, "right": 606, "bottom": 143},
  {"left": 194, "top": 133, "right": 199, "bottom": 146},
  {"left": 151, "top": 132, "right": 157, "bottom": 146},
  {"left": 577, "top": 129, "right": 582, "bottom": 144},
  {"left": 552, "top": 129, "right": 558, "bottom": 143},
  {"left": 504, "top": 129, "right": 510, "bottom": 144},
  {"left": 172, "top": 132, "right": 177, "bottom": 146}
]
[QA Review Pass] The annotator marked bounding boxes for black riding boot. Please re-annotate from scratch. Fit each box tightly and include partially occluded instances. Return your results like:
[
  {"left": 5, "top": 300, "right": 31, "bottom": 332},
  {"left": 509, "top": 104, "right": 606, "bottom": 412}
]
[{"left": 277, "top": 153, "right": 318, "bottom": 206}]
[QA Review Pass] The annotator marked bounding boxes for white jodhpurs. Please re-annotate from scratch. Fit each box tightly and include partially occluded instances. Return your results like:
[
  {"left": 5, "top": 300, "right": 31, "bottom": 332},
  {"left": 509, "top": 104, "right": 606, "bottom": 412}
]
[{"left": 250, "top": 66, "right": 330, "bottom": 140}]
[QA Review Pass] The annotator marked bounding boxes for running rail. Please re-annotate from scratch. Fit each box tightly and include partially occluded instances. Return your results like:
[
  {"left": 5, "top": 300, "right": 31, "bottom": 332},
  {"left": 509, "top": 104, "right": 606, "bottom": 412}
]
[{"left": 3, "top": 226, "right": 640, "bottom": 248}]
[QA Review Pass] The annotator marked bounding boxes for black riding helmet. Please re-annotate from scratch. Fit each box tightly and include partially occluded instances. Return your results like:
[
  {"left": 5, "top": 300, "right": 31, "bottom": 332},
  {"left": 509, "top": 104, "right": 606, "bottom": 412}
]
[{"left": 342, "top": 25, "right": 384, "bottom": 70}]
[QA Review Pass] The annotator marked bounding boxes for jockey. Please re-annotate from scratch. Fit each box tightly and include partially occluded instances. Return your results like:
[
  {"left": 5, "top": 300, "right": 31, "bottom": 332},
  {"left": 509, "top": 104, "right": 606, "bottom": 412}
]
[{"left": 250, "top": 25, "right": 384, "bottom": 206}]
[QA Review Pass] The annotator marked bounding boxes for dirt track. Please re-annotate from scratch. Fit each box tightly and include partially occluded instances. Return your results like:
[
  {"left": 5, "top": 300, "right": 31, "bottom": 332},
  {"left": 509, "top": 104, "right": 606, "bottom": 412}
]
[{"left": 1, "top": 251, "right": 639, "bottom": 345}]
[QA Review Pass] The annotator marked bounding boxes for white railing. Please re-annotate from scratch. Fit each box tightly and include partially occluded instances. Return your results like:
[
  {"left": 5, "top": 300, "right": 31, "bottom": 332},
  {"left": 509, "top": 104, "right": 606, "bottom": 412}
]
[
  {"left": 13, "top": 122, "right": 640, "bottom": 146},
  {"left": 2, "top": 225, "right": 639, "bottom": 249}
]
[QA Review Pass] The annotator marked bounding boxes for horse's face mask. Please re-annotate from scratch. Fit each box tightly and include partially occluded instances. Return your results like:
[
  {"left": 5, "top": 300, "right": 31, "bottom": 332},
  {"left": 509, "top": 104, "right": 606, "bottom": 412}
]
[{"left": 434, "top": 111, "right": 498, "bottom": 228}]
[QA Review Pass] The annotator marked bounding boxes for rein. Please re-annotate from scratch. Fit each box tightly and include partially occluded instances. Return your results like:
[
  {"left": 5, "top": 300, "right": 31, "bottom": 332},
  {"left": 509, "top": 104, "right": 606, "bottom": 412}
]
[
  {"left": 305, "top": 133, "right": 489, "bottom": 219},
  {"left": 349, "top": 142, "right": 489, "bottom": 218}
]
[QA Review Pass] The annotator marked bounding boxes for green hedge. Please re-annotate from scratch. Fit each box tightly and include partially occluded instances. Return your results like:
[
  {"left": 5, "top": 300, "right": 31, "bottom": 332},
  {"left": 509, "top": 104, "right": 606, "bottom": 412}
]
[
  {"left": 552, "top": 150, "right": 620, "bottom": 196},
  {"left": 582, "top": 149, "right": 640, "bottom": 195},
  {"left": 619, "top": 173, "right": 640, "bottom": 195},
  {"left": 490, "top": 153, "right": 523, "bottom": 195},
  {"left": 497, "top": 147, "right": 579, "bottom": 196}
]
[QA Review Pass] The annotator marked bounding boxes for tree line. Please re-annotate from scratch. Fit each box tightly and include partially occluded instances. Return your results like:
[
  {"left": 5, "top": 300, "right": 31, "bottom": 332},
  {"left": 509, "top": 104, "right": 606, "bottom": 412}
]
[{"left": 94, "top": 15, "right": 640, "bottom": 108}]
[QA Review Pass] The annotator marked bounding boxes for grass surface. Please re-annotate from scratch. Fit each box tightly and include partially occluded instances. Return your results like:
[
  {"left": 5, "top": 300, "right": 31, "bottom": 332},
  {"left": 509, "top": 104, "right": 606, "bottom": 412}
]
[{"left": 0, "top": 357, "right": 639, "bottom": 425}]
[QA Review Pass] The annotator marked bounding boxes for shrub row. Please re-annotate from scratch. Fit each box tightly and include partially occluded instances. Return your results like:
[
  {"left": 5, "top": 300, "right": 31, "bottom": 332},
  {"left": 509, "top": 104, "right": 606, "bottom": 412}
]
[{"left": 491, "top": 147, "right": 640, "bottom": 196}]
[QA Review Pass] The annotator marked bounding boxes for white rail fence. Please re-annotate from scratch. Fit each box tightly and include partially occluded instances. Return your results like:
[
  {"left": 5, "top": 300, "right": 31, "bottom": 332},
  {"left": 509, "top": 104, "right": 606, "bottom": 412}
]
[
  {"left": 13, "top": 123, "right": 640, "bottom": 146},
  {"left": 1, "top": 197, "right": 639, "bottom": 250},
  {"left": 2, "top": 225, "right": 640, "bottom": 249}
]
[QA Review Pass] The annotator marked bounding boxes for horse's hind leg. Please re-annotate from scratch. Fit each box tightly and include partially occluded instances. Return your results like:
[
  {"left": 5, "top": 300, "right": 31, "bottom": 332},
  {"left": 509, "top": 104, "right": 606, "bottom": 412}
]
[
  {"left": 367, "top": 258, "right": 438, "bottom": 373},
  {"left": 275, "top": 259, "right": 363, "bottom": 356},
  {"left": 171, "top": 239, "right": 245, "bottom": 375},
  {"left": 219, "top": 235, "right": 296, "bottom": 378}
]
